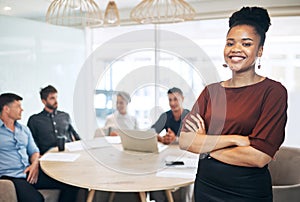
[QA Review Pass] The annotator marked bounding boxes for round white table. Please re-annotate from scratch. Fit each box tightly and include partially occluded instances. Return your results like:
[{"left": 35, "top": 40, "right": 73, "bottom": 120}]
[{"left": 40, "top": 138, "right": 198, "bottom": 202}]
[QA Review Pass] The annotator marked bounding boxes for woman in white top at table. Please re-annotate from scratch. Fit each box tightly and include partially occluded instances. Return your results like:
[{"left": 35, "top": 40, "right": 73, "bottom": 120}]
[{"left": 105, "top": 91, "right": 138, "bottom": 136}]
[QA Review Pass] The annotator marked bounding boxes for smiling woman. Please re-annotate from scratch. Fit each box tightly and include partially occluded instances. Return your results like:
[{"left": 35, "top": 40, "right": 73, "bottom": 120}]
[
  {"left": 222, "top": 6, "right": 271, "bottom": 85},
  {"left": 224, "top": 24, "right": 264, "bottom": 77},
  {"left": 179, "top": 6, "right": 288, "bottom": 202}
]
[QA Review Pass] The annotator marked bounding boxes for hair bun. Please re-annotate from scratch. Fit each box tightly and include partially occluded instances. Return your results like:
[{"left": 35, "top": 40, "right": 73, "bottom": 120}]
[{"left": 229, "top": 7, "right": 271, "bottom": 33}]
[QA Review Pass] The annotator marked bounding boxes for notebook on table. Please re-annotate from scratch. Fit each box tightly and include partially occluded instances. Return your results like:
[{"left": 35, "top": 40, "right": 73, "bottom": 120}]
[{"left": 117, "top": 129, "right": 168, "bottom": 153}]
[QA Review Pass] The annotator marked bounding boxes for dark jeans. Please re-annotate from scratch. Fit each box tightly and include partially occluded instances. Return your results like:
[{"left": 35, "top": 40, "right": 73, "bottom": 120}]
[{"left": 1, "top": 168, "right": 79, "bottom": 202}]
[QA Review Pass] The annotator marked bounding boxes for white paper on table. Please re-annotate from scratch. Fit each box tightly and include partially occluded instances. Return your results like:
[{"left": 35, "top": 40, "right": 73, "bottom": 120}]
[
  {"left": 65, "top": 141, "right": 84, "bottom": 151},
  {"left": 81, "top": 137, "right": 120, "bottom": 149},
  {"left": 40, "top": 153, "right": 80, "bottom": 162},
  {"left": 104, "top": 136, "right": 121, "bottom": 144}
]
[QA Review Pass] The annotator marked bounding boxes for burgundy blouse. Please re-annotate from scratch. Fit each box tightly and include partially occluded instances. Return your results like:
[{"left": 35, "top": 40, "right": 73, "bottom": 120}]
[{"left": 182, "top": 78, "right": 288, "bottom": 157}]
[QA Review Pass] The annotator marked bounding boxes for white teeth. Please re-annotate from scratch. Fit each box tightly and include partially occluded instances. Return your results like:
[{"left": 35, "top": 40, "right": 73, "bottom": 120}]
[{"left": 230, "top": 56, "right": 244, "bottom": 62}]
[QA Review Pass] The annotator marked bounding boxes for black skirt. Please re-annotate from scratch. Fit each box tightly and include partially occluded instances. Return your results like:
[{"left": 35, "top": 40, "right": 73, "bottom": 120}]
[{"left": 194, "top": 157, "right": 272, "bottom": 202}]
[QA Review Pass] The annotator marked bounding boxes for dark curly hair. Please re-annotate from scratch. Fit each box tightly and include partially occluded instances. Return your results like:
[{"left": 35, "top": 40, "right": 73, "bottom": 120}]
[
  {"left": 228, "top": 7, "right": 271, "bottom": 46},
  {"left": 40, "top": 85, "right": 57, "bottom": 100}
]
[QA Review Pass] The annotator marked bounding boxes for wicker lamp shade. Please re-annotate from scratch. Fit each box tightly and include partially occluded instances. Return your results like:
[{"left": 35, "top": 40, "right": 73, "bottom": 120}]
[
  {"left": 130, "top": 0, "right": 196, "bottom": 24},
  {"left": 104, "top": 1, "right": 120, "bottom": 26},
  {"left": 46, "top": 0, "right": 103, "bottom": 27}
]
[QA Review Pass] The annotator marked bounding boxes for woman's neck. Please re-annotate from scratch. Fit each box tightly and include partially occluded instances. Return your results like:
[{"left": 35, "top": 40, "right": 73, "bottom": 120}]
[
  {"left": 225, "top": 72, "right": 264, "bottom": 88},
  {"left": 118, "top": 111, "right": 127, "bottom": 115}
]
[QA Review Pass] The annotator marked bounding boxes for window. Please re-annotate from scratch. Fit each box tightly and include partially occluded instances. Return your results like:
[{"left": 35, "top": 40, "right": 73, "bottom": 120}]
[{"left": 91, "top": 16, "right": 300, "bottom": 146}]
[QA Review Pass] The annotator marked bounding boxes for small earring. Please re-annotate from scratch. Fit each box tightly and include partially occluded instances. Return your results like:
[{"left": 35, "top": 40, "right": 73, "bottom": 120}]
[
  {"left": 258, "top": 58, "right": 261, "bottom": 69},
  {"left": 223, "top": 64, "right": 228, "bottom": 68}
]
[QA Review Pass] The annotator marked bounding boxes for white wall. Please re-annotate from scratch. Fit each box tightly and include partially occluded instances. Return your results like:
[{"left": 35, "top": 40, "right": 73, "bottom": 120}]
[{"left": 0, "top": 15, "right": 85, "bottom": 129}]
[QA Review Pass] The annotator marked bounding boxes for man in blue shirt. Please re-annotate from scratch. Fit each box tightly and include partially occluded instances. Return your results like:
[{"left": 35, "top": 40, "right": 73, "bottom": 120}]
[{"left": 0, "top": 93, "right": 78, "bottom": 202}]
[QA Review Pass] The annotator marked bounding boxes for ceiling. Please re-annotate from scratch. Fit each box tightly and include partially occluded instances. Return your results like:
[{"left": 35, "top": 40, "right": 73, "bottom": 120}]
[
  {"left": 0, "top": 0, "right": 198, "bottom": 21},
  {"left": 1, "top": 0, "right": 300, "bottom": 26}
]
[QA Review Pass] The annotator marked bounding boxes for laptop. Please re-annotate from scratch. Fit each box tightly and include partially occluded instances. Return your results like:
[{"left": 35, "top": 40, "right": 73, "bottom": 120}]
[{"left": 117, "top": 129, "right": 168, "bottom": 153}]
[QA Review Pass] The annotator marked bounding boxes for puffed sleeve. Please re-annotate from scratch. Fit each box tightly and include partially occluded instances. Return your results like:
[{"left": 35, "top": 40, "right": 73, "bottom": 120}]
[{"left": 249, "top": 82, "right": 288, "bottom": 157}]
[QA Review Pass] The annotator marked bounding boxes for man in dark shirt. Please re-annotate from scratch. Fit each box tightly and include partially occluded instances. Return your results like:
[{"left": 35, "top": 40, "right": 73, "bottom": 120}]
[
  {"left": 150, "top": 87, "right": 191, "bottom": 202},
  {"left": 151, "top": 87, "right": 190, "bottom": 145},
  {"left": 27, "top": 85, "right": 80, "bottom": 155}
]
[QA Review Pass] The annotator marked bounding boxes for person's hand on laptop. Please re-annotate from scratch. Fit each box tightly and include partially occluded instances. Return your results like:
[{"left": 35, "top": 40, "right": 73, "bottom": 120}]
[
  {"left": 157, "top": 135, "right": 164, "bottom": 143},
  {"left": 162, "top": 128, "right": 176, "bottom": 144},
  {"left": 110, "top": 131, "right": 119, "bottom": 136}
]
